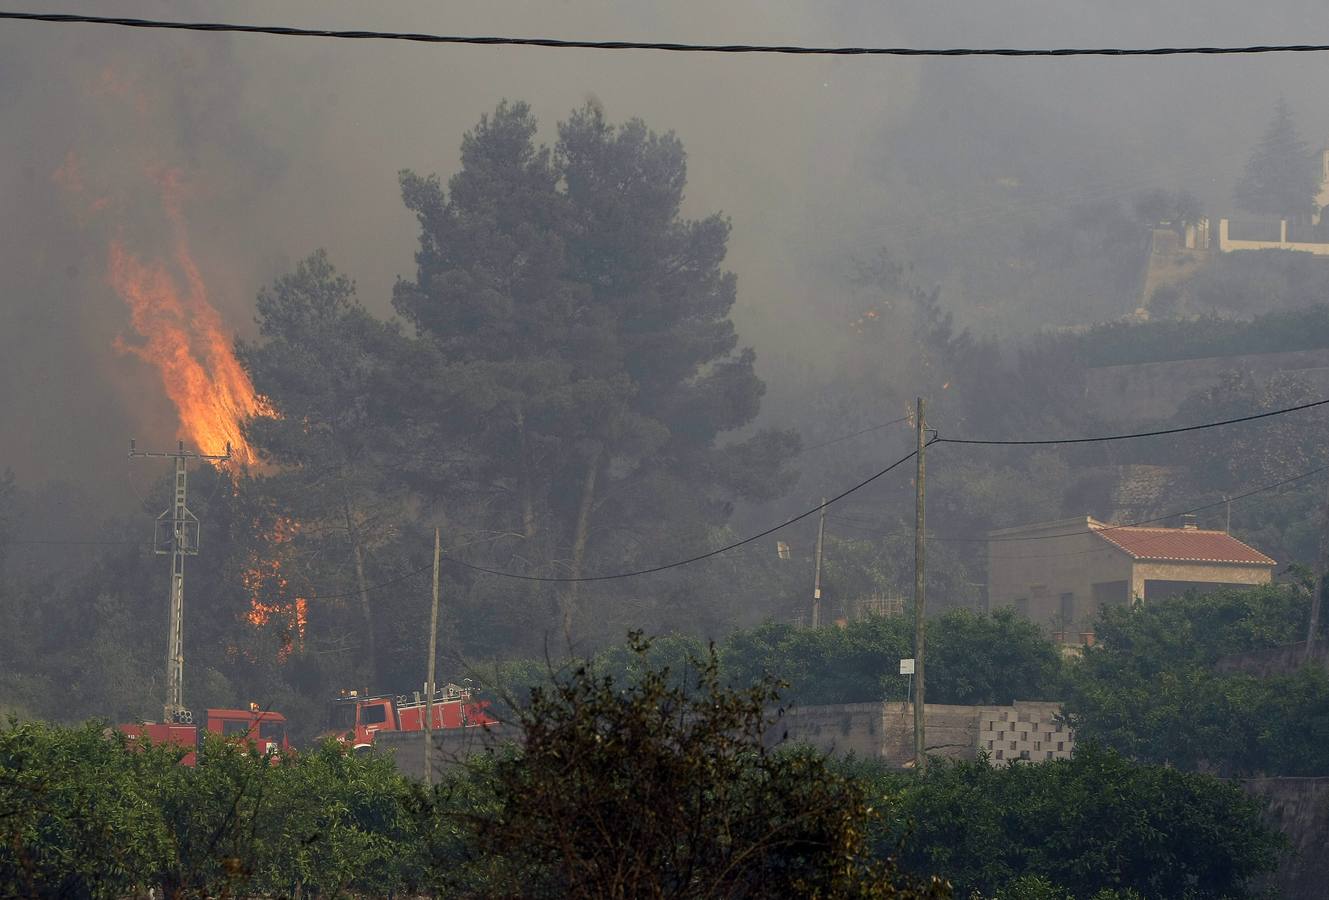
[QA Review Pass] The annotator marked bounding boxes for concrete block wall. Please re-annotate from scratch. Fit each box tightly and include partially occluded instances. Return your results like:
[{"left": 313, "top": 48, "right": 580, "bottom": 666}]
[
  {"left": 978, "top": 701, "right": 1073, "bottom": 764},
  {"left": 380, "top": 700, "right": 1074, "bottom": 778},
  {"left": 1216, "top": 640, "right": 1329, "bottom": 678},
  {"left": 779, "top": 700, "right": 1072, "bottom": 768},
  {"left": 1241, "top": 776, "right": 1329, "bottom": 900},
  {"left": 377, "top": 723, "right": 520, "bottom": 780}
]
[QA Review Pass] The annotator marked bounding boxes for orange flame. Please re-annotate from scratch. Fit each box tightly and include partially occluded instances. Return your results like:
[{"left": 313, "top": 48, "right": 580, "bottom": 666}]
[
  {"left": 107, "top": 171, "right": 263, "bottom": 466},
  {"left": 243, "top": 517, "right": 308, "bottom": 659}
]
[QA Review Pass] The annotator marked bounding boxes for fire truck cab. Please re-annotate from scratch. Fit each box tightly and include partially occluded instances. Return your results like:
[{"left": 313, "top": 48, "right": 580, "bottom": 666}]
[
  {"left": 328, "top": 684, "right": 496, "bottom": 750},
  {"left": 119, "top": 707, "right": 290, "bottom": 765}
]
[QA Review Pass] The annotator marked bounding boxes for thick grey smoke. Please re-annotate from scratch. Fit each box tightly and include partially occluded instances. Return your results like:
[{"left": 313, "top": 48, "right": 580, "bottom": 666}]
[{"left": 4, "top": 0, "right": 1329, "bottom": 506}]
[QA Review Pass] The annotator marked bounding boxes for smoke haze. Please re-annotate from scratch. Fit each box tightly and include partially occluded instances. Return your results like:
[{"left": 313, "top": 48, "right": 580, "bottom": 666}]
[{"left": 5, "top": 0, "right": 1329, "bottom": 507}]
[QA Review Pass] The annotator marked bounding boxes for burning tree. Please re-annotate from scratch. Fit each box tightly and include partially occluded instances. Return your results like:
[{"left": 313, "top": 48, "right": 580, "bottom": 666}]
[{"left": 238, "top": 251, "right": 412, "bottom": 686}]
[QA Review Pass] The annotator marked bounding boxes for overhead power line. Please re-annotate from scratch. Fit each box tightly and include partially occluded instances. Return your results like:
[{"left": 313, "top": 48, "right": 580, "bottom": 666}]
[
  {"left": 938, "top": 397, "right": 1329, "bottom": 446},
  {"left": 445, "top": 444, "right": 927, "bottom": 583},
  {"left": 2, "top": 538, "right": 148, "bottom": 546},
  {"left": 134, "top": 444, "right": 923, "bottom": 597},
  {"left": 302, "top": 561, "right": 435, "bottom": 601},
  {"left": 825, "top": 460, "right": 1329, "bottom": 546},
  {"left": 798, "top": 416, "right": 910, "bottom": 454},
  {"left": 3, "top": 12, "right": 1329, "bottom": 58},
  {"left": 11, "top": 399, "right": 1325, "bottom": 581},
  {"left": 984, "top": 463, "right": 1329, "bottom": 545}
]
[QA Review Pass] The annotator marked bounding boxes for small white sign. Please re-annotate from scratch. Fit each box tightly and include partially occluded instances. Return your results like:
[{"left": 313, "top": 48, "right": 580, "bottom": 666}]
[{"left": 899, "top": 658, "right": 915, "bottom": 675}]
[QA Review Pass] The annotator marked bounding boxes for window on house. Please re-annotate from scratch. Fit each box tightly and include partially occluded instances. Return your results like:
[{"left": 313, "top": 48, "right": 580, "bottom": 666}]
[
  {"left": 1013, "top": 597, "right": 1029, "bottom": 618},
  {"left": 1060, "top": 592, "right": 1075, "bottom": 624}
]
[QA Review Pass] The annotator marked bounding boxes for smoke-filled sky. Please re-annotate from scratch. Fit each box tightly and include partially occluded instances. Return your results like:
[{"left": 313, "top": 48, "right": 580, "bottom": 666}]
[{"left": 5, "top": 0, "right": 1329, "bottom": 505}]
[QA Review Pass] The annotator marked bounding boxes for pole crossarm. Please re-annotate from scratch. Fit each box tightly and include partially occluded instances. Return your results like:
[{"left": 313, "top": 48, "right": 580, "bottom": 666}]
[{"left": 129, "top": 439, "right": 233, "bottom": 461}]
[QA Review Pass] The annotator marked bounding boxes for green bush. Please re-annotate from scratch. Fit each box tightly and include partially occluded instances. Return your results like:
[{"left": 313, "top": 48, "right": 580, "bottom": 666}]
[
  {"left": 1064, "top": 584, "right": 1329, "bottom": 774},
  {"left": 859, "top": 746, "right": 1281, "bottom": 899},
  {"left": 0, "top": 720, "right": 173, "bottom": 899}
]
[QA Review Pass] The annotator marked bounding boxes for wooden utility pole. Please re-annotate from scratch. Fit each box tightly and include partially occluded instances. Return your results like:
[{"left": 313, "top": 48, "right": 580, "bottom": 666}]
[
  {"left": 425, "top": 527, "right": 441, "bottom": 786},
  {"left": 913, "top": 398, "right": 927, "bottom": 772},
  {"left": 812, "top": 497, "right": 827, "bottom": 628},
  {"left": 1308, "top": 482, "right": 1329, "bottom": 661}
]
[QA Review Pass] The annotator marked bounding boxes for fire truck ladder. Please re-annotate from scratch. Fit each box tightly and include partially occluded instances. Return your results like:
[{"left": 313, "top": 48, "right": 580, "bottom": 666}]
[{"left": 129, "top": 439, "right": 231, "bottom": 723}]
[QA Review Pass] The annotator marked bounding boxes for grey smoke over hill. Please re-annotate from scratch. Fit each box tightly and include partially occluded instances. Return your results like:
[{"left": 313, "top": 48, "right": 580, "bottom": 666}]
[{"left": 4, "top": 0, "right": 1329, "bottom": 506}]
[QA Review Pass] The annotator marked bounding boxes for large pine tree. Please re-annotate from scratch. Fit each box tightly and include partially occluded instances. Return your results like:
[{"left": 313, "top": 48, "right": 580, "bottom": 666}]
[
  {"left": 394, "top": 101, "right": 798, "bottom": 637},
  {"left": 1234, "top": 98, "right": 1322, "bottom": 221}
]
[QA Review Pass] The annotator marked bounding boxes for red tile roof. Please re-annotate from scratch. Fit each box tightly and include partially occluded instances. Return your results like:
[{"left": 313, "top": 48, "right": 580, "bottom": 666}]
[{"left": 1090, "top": 525, "right": 1275, "bottom": 566}]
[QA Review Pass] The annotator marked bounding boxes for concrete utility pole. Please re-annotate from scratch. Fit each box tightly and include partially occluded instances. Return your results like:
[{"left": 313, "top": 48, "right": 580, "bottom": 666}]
[
  {"left": 425, "top": 527, "right": 442, "bottom": 786},
  {"left": 913, "top": 398, "right": 927, "bottom": 772},
  {"left": 812, "top": 497, "right": 827, "bottom": 628},
  {"left": 1307, "top": 480, "right": 1329, "bottom": 661},
  {"left": 130, "top": 439, "right": 231, "bottom": 723}
]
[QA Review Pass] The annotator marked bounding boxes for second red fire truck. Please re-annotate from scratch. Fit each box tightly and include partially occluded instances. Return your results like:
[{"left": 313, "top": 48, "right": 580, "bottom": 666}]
[{"left": 327, "top": 682, "right": 497, "bottom": 750}]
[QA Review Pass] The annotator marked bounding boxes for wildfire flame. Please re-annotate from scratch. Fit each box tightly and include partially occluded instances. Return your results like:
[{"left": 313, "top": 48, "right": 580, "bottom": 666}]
[
  {"left": 243, "top": 518, "right": 308, "bottom": 659},
  {"left": 102, "top": 170, "right": 306, "bottom": 649},
  {"left": 107, "top": 170, "right": 263, "bottom": 466},
  {"left": 58, "top": 72, "right": 307, "bottom": 659}
]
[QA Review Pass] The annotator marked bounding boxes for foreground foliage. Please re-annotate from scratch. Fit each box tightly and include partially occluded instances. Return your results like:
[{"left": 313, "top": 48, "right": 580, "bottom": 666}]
[
  {"left": 0, "top": 638, "right": 948, "bottom": 898},
  {"left": 446, "top": 633, "right": 947, "bottom": 898},
  {"left": 0, "top": 722, "right": 422, "bottom": 899},
  {"left": 1064, "top": 583, "right": 1329, "bottom": 775},
  {"left": 860, "top": 745, "right": 1283, "bottom": 900}
]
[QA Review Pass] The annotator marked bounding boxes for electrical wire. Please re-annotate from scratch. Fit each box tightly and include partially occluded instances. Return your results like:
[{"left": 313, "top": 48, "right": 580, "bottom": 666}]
[
  {"left": 1, "top": 538, "right": 149, "bottom": 546},
  {"left": 11, "top": 399, "right": 1326, "bottom": 582},
  {"left": 225, "top": 444, "right": 925, "bottom": 594},
  {"left": 937, "top": 397, "right": 1329, "bottom": 446},
  {"left": 279, "top": 530, "right": 521, "bottom": 600},
  {"left": 796, "top": 415, "right": 910, "bottom": 454},
  {"left": 980, "top": 463, "right": 1329, "bottom": 544},
  {"left": 3, "top": 12, "right": 1329, "bottom": 58},
  {"left": 822, "top": 460, "right": 1329, "bottom": 546},
  {"left": 442, "top": 444, "right": 927, "bottom": 583},
  {"left": 299, "top": 561, "right": 434, "bottom": 601}
]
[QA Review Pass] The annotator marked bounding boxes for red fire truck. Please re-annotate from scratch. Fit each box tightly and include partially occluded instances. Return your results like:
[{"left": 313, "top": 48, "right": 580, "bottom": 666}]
[
  {"left": 119, "top": 706, "right": 291, "bottom": 766},
  {"left": 327, "top": 683, "right": 497, "bottom": 750}
]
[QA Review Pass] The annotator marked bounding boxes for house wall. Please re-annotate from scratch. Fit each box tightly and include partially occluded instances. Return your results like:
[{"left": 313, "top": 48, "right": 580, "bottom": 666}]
[
  {"left": 1132, "top": 560, "right": 1272, "bottom": 601},
  {"left": 987, "top": 518, "right": 1133, "bottom": 634},
  {"left": 988, "top": 520, "right": 1273, "bottom": 634}
]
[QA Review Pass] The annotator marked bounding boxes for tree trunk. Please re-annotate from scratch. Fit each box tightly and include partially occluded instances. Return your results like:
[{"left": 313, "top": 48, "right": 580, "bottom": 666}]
[
  {"left": 344, "top": 497, "right": 377, "bottom": 683},
  {"left": 516, "top": 406, "right": 537, "bottom": 541},
  {"left": 564, "top": 443, "right": 604, "bottom": 638}
]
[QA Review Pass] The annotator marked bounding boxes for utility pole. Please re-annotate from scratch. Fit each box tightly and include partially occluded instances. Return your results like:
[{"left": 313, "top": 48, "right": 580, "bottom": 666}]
[
  {"left": 812, "top": 497, "right": 827, "bottom": 628},
  {"left": 912, "top": 398, "right": 927, "bottom": 772},
  {"left": 129, "top": 439, "right": 231, "bottom": 723},
  {"left": 1308, "top": 480, "right": 1329, "bottom": 661},
  {"left": 425, "top": 527, "right": 441, "bottom": 786}
]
